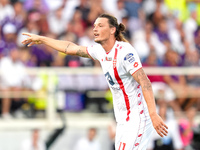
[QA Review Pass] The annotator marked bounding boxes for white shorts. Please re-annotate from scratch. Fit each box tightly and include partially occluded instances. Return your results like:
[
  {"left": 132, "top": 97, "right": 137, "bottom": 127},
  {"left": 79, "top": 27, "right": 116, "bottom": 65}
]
[{"left": 115, "top": 109, "right": 154, "bottom": 150}]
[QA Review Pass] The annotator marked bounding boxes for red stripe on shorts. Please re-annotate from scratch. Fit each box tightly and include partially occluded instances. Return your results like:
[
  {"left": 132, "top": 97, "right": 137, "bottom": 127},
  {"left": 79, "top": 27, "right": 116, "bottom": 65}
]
[{"left": 118, "top": 142, "right": 122, "bottom": 150}]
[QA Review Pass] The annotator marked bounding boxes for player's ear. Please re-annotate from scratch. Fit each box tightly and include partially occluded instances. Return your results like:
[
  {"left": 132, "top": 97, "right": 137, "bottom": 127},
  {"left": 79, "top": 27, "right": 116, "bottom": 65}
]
[{"left": 110, "top": 27, "right": 116, "bottom": 35}]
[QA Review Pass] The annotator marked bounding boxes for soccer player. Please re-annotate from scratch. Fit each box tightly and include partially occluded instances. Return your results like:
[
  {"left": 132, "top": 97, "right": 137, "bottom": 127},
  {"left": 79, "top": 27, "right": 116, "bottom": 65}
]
[{"left": 22, "top": 13, "right": 168, "bottom": 150}]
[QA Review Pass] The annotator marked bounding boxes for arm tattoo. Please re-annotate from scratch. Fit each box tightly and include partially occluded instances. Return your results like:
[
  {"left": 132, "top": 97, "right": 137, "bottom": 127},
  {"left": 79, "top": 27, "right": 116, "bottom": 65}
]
[
  {"left": 134, "top": 69, "right": 152, "bottom": 91},
  {"left": 76, "top": 48, "right": 89, "bottom": 58},
  {"left": 142, "top": 81, "right": 152, "bottom": 91},
  {"left": 64, "top": 43, "right": 71, "bottom": 54}
]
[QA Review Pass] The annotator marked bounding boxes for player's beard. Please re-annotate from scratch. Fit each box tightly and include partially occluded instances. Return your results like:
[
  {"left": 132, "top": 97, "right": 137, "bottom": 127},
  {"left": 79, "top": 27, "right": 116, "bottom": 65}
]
[
  {"left": 95, "top": 40, "right": 102, "bottom": 44},
  {"left": 94, "top": 38, "right": 108, "bottom": 45}
]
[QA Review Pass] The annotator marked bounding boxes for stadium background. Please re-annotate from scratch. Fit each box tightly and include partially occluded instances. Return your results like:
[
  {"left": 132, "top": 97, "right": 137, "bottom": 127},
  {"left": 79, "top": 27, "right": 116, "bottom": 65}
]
[{"left": 0, "top": 0, "right": 200, "bottom": 150}]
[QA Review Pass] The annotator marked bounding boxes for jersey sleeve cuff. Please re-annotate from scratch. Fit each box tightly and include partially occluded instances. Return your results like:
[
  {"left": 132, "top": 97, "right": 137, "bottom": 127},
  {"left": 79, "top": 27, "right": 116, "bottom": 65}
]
[
  {"left": 86, "top": 47, "right": 95, "bottom": 60},
  {"left": 131, "top": 67, "right": 143, "bottom": 76}
]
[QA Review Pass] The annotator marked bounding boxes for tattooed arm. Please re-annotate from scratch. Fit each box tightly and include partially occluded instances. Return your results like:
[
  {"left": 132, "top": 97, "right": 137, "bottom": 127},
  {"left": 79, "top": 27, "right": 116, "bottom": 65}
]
[
  {"left": 132, "top": 68, "right": 156, "bottom": 115},
  {"left": 21, "top": 33, "right": 91, "bottom": 58},
  {"left": 132, "top": 68, "right": 168, "bottom": 137}
]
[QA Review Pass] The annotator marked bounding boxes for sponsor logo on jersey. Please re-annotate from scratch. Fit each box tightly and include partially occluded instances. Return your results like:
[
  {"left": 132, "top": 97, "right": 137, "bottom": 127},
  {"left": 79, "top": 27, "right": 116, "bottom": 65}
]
[
  {"left": 111, "top": 86, "right": 120, "bottom": 90},
  {"left": 134, "top": 62, "right": 138, "bottom": 67},
  {"left": 124, "top": 53, "right": 135, "bottom": 63}
]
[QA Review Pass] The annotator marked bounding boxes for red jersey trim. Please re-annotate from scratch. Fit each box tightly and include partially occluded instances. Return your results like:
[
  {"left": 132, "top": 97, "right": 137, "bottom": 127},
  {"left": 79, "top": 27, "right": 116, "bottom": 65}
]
[
  {"left": 131, "top": 67, "right": 142, "bottom": 76},
  {"left": 106, "top": 51, "right": 111, "bottom": 54},
  {"left": 113, "top": 48, "right": 131, "bottom": 122},
  {"left": 86, "top": 47, "right": 95, "bottom": 60}
]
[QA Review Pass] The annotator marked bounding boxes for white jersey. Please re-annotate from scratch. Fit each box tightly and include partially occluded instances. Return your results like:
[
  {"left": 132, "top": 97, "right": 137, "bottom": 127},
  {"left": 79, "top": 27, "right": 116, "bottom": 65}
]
[{"left": 87, "top": 41, "right": 150, "bottom": 124}]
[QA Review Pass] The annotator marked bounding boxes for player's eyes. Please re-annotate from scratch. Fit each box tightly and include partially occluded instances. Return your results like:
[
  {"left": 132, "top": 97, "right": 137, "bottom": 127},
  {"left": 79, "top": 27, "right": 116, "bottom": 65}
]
[{"left": 93, "top": 24, "right": 103, "bottom": 29}]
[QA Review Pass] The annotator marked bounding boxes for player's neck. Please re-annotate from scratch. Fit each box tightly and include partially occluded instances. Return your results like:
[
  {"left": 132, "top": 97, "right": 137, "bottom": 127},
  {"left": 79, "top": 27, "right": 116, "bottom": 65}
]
[{"left": 102, "top": 38, "right": 116, "bottom": 53}]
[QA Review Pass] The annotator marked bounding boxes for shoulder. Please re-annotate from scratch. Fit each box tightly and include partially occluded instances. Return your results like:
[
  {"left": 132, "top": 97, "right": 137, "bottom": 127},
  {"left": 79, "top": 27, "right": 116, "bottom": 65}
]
[
  {"left": 21, "top": 138, "right": 31, "bottom": 146},
  {"left": 117, "top": 42, "right": 137, "bottom": 60},
  {"left": 117, "top": 41, "right": 136, "bottom": 53},
  {"left": 0, "top": 57, "right": 11, "bottom": 65},
  {"left": 87, "top": 43, "right": 102, "bottom": 50},
  {"left": 77, "top": 137, "right": 88, "bottom": 144}
]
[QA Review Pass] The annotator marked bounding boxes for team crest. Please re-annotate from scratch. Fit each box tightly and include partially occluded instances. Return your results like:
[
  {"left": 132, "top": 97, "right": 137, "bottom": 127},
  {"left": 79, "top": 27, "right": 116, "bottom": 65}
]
[
  {"left": 124, "top": 53, "right": 135, "bottom": 63},
  {"left": 105, "top": 57, "right": 112, "bottom": 61}
]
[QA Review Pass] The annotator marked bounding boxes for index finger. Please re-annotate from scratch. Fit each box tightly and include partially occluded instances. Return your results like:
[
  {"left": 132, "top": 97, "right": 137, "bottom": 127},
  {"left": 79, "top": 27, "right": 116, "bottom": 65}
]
[
  {"left": 162, "top": 122, "right": 168, "bottom": 129},
  {"left": 22, "top": 32, "right": 31, "bottom": 37}
]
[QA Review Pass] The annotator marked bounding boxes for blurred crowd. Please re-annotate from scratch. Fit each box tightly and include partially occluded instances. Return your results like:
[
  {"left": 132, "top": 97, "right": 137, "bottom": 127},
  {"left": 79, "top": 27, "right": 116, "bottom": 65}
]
[
  {"left": 0, "top": 0, "right": 200, "bottom": 149},
  {"left": 1, "top": 0, "right": 199, "bottom": 111},
  {"left": 0, "top": 0, "right": 199, "bottom": 67}
]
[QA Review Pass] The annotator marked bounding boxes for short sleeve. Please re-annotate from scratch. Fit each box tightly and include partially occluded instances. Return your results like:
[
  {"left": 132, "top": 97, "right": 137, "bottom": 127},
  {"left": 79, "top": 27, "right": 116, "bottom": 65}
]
[
  {"left": 86, "top": 44, "right": 100, "bottom": 60},
  {"left": 122, "top": 44, "right": 142, "bottom": 75}
]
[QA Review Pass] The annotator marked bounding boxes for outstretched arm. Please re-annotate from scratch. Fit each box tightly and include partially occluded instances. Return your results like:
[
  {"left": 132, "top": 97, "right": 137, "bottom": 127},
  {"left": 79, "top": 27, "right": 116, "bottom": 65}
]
[
  {"left": 132, "top": 68, "right": 168, "bottom": 137},
  {"left": 21, "top": 33, "right": 91, "bottom": 58}
]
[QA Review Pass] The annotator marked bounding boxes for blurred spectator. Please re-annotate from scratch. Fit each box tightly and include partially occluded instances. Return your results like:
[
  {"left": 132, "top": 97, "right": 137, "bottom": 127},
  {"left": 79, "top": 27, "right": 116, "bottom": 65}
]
[
  {"left": 62, "top": 0, "right": 80, "bottom": 24},
  {"left": 147, "top": 100, "right": 183, "bottom": 150},
  {"left": 22, "top": 9, "right": 49, "bottom": 35},
  {"left": 74, "top": 127, "right": 101, "bottom": 150},
  {"left": 1, "top": 1, "right": 26, "bottom": 33},
  {"left": 75, "top": 0, "right": 90, "bottom": 25},
  {"left": 0, "top": 24, "right": 4, "bottom": 59},
  {"left": 186, "top": 0, "right": 200, "bottom": 24},
  {"left": 64, "top": 55, "right": 81, "bottom": 67},
  {"left": 51, "top": 54, "right": 65, "bottom": 67},
  {"left": 163, "top": 49, "right": 200, "bottom": 110},
  {"left": 183, "top": 9, "right": 198, "bottom": 52},
  {"left": 87, "top": 0, "right": 104, "bottom": 26},
  {"left": 78, "top": 26, "right": 96, "bottom": 67},
  {"left": 179, "top": 106, "right": 197, "bottom": 150},
  {"left": 143, "top": 0, "right": 157, "bottom": 17},
  {"left": 195, "top": 26, "right": 200, "bottom": 53},
  {"left": 143, "top": 51, "right": 181, "bottom": 112},
  {"left": 43, "top": 0, "right": 64, "bottom": 12},
  {"left": 132, "top": 21, "right": 166, "bottom": 62},
  {"left": 69, "top": 9, "right": 87, "bottom": 38},
  {"left": 0, "top": 0, "right": 15, "bottom": 23},
  {"left": 30, "top": 43, "right": 54, "bottom": 67},
  {"left": 164, "top": 0, "right": 188, "bottom": 22},
  {"left": 102, "top": 0, "right": 117, "bottom": 15},
  {"left": 148, "top": 0, "right": 168, "bottom": 28},
  {"left": 111, "top": 0, "right": 128, "bottom": 23},
  {"left": 124, "top": 0, "right": 142, "bottom": 18},
  {"left": 58, "top": 31, "right": 83, "bottom": 68},
  {"left": 17, "top": 11, "right": 41, "bottom": 47},
  {"left": 168, "top": 17, "right": 186, "bottom": 55},
  {"left": 24, "top": 0, "right": 49, "bottom": 14},
  {"left": 47, "top": 6, "right": 67, "bottom": 36},
  {"left": 184, "top": 50, "right": 200, "bottom": 110},
  {"left": 154, "top": 18, "right": 170, "bottom": 43},
  {"left": 21, "top": 33, "right": 55, "bottom": 67},
  {"left": 21, "top": 129, "right": 46, "bottom": 150},
  {"left": 19, "top": 46, "right": 37, "bottom": 67},
  {"left": 78, "top": 26, "right": 95, "bottom": 47},
  {"left": 0, "top": 48, "right": 31, "bottom": 119},
  {"left": 0, "top": 22, "right": 18, "bottom": 59},
  {"left": 121, "top": 16, "right": 131, "bottom": 42}
]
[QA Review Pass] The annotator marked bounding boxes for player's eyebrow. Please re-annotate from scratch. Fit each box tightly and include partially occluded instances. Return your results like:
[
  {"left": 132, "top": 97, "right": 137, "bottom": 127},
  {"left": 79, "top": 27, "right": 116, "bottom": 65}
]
[{"left": 93, "top": 23, "right": 103, "bottom": 27}]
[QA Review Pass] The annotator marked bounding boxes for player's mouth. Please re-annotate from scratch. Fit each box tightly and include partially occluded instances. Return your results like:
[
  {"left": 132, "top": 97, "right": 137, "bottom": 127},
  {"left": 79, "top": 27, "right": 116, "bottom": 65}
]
[{"left": 94, "top": 33, "right": 99, "bottom": 38}]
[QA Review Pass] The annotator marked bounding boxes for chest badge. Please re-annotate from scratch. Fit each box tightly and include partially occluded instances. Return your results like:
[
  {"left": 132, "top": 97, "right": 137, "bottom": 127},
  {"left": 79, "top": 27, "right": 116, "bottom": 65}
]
[{"left": 105, "top": 57, "right": 112, "bottom": 61}]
